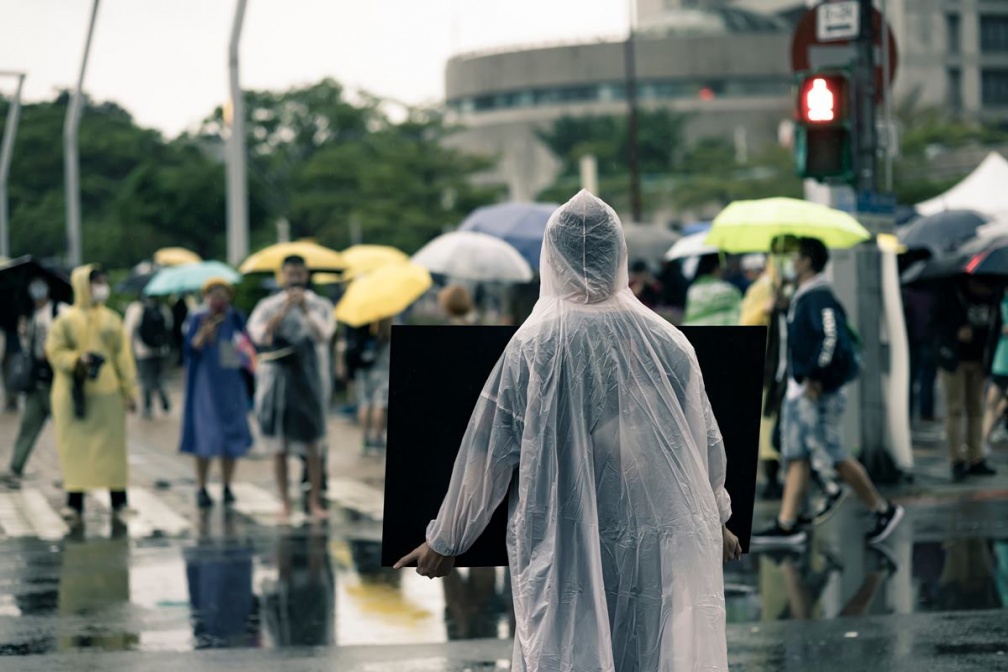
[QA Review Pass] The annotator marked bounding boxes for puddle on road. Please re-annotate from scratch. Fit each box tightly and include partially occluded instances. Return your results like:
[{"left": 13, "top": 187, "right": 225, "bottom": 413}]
[{"left": 0, "top": 499, "right": 1005, "bottom": 655}]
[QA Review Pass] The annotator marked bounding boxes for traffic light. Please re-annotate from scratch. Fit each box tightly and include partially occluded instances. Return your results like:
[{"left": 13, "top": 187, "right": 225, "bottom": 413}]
[{"left": 793, "top": 70, "right": 853, "bottom": 182}]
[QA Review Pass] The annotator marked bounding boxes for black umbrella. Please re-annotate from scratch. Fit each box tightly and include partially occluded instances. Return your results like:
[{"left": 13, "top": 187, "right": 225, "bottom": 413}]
[
  {"left": 0, "top": 256, "right": 74, "bottom": 332},
  {"left": 901, "top": 236, "right": 1008, "bottom": 287},
  {"left": 897, "top": 209, "right": 989, "bottom": 253},
  {"left": 116, "top": 271, "right": 157, "bottom": 295}
]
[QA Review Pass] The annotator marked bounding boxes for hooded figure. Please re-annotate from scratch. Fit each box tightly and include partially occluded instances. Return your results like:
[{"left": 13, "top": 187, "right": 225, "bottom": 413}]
[
  {"left": 401, "top": 191, "right": 733, "bottom": 671},
  {"left": 45, "top": 265, "right": 136, "bottom": 495}
]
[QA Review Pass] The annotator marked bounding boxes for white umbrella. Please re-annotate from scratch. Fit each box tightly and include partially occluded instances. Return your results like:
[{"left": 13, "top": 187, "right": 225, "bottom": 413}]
[
  {"left": 411, "top": 231, "right": 534, "bottom": 282},
  {"left": 664, "top": 232, "right": 719, "bottom": 261}
]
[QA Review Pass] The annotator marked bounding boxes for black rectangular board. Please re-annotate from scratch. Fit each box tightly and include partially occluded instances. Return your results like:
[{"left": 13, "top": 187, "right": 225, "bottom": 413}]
[{"left": 381, "top": 324, "right": 766, "bottom": 567}]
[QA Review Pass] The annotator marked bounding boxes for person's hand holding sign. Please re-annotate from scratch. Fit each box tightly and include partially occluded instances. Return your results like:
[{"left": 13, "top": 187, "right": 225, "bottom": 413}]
[{"left": 394, "top": 542, "right": 456, "bottom": 579}]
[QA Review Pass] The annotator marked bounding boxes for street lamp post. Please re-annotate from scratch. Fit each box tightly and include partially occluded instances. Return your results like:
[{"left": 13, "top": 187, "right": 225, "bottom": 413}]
[
  {"left": 624, "top": 0, "right": 643, "bottom": 222},
  {"left": 64, "top": 0, "right": 101, "bottom": 267},
  {"left": 0, "top": 71, "right": 26, "bottom": 259},
  {"left": 226, "top": 0, "right": 249, "bottom": 267}
]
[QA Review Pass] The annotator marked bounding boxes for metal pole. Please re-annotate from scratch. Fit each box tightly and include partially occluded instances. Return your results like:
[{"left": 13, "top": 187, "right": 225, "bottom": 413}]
[
  {"left": 881, "top": 0, "right": 893, "bottom": 191},
  {"left": 64, "top": 0, "right": 100, "bottom": 268},
  {"left": 226, "top": 0, "right": 249, "bottom": 267},
  {"left": 624, "top": 0, "right": 643, "bottom": 221},
  {"left": 0, "top": 73, "right": 25, "bottom": 259},
  {"left": 855, "top": 0, "right": 898, "bottom": 481}
]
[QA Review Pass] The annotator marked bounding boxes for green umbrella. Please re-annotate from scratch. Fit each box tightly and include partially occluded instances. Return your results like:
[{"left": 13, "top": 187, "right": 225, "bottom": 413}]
[
  {"left": 705, "top": 197, "right": 870, "bottom": 253},
  {"left": 143, "top": 260, "right": 240, "bottom": 296}
]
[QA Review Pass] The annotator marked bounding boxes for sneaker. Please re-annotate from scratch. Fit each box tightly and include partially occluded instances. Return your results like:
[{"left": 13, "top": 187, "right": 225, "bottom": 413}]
[
  {"left": 59, "top": 506, "right": 82, "bottom": 524},
  {"left": 161, "top": 397, "right": 171, "bottom": 413},
  {"left": 112, "top": 505, "right": 138, "bottom": 521},
  {"left": 968, "top": 460, "right": 997, "bottom": 476},
  {"left": 813, "top": 487, "right": 849, "bottom": 526},
  {"left": 197, "top": 488, "right": 214, "bottom": 509},
  {"left": 951, "top": 461, "right": 968, "bottom": 482},
  {"left": 750, "top": 520, "right": 808, "bottom": 548},
  {"left": 0, "top": 472, "right": 22, "bottom": 491},
  {"left": 222, "top": 486, "right": 236, "bottom": 507},
  {"left": 866, "top": 502, "right": 904, "bottom": 544}
]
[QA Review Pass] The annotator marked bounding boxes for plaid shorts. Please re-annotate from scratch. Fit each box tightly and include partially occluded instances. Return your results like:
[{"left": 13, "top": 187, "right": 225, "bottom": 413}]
[{"left": 780, "top": 389, "right": 849, "bottom": 467}]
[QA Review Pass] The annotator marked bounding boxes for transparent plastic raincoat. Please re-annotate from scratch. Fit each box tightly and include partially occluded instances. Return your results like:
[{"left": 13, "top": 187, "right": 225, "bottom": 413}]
[{"left": 426, "top": 191, "right": 731, "bottom": 671}]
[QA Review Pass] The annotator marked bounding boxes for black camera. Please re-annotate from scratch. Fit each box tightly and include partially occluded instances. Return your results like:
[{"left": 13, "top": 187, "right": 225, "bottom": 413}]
[{"left": 86, "top": 352, "right": 106, "bottom": 380}]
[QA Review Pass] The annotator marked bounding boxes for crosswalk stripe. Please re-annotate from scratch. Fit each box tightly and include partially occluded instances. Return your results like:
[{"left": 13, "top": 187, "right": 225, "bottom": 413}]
[
  {"left": 89, "top": 488, "right": 191, "bottom": 539},
  {"left": 327, "top": 477, "right": 384, "bottom": 520},
  {"left": 0, "top": 491, "right": 38, "bottom": 538},
  {"left": 19, "top": 489, "right": 69, "bottom": 540},
  {"left": 227, "top": 482, "right": 306, "bottom": 527}
]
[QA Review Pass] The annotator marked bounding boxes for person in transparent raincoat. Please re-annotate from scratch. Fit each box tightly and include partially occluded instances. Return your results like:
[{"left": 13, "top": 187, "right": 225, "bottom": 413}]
[{"left": 396, "top": 190, "right": 740, "bottom": 672}]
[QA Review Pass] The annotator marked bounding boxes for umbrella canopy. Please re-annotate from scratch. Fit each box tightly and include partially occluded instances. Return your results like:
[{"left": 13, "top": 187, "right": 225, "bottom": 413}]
[
  {"left": 902, "top": 236, "right": 1008, "bottom": 287},
  {"left": 341, "top": 245, "right": 409, "bottom": 280},
  {"left": 458, "top": 202, "right": 558, "bottom": 269},
  {"left": 896, "top": 209, "right": 988, "bottom": 254},
  {"left": 334, "top": 263, "right": 432, "bottom": 327},
  {"left": 664, "top": 231, "right": 719, "bottom": 261},
  {"left": 0, "top": 256, "right": 73, "bottom": 331},
  {"left": 706, "top": 197, "right": 870, "bottom": 252},
  {"left": 144, "top": 261, "right": 241, "bottom": 296},
  {"left": 153, "top": 247, "right": 202, "bottom": 266},
  {"left": 117, "top": 271, "right": 157, "bottom": 295},
  {"left": 411, "top": 231, "right": 533, "bottom": 283},
  {"left": 681, "top": 221, "right": 712, "bottom": 236},
  {"left": 622, "top": 223, "right": 680, "bottom": 267},
  {"left": 240, "top": 240, "right": 345, "bottom": 274}
]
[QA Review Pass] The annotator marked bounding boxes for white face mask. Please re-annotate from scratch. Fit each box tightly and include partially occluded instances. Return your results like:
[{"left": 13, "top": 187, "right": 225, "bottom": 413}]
[
  {"left": 28, "top": 281, "right": 49, "bottom": 301},
  {"left": 91, "top": 283, "right": 110, "bottom": 304},
  {"left": 779, "top": 258, "right": 797, "bottom": 282}
]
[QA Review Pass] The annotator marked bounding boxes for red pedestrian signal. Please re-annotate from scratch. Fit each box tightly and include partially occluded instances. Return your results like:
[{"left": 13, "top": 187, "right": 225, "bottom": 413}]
[
  {"left": 797, "top": 74, "right": 849, "bottom": 125},
  {"left": 794, "top": 70, "right": 853, "bottom": 181}
]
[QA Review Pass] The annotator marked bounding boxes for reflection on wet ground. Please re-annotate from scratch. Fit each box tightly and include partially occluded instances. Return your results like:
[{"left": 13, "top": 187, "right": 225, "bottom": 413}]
[{"left": 0, "top": 498, "right": 1005, "bottom": 655}]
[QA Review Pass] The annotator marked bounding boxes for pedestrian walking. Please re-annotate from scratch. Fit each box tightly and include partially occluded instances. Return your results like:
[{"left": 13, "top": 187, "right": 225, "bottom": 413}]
[
  {"left": 123, "top": 294, "right": 173, "bottom": 419},
  {"left": 629, "top": 259, "right": 663, "bottom": 309},
  {"left": 179, "top": 279, "right": 254, "bottom": 509},
  {"left": 248, "top": 255, "right": 335, "bottom": 522},
  {"left": 683, "top": 254, "right": 742, "bottom": 326},
  {"left": 751, "top": 238, "right": 903, "bottom": 548},
  {"left": 45, "top": 265, "right": 137, "bottom": 524},
  {"left": 903, "top": 286, "right": 938, "bottom": 422},
  {"left": 439, "top": 284, "right": 475, "bottom": 325},
  {"left": 982, "top": 289, "right": 1008, "bottom": 455},
  {"left": 0, "top": 278, "right": 69, "bottom": 489},
  {"left": 355, "top": 319, "right": 392, "bottom": 453},
  {"left": 396, "top": 191, "right": 740, "bottom": 672},
  {"left": 934, "top": 277, "right": 999, "bottom": 481}
]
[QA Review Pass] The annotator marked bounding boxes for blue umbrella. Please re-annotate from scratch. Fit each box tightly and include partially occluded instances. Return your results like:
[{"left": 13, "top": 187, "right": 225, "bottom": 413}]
[
  {"left": 144, "top": 261, "right": 240, "bottom": 296},
  {"left": 458, "top": 202, "right": 558, "bottom": 270},
  {"left": 681, "top": 221, "right": 712, "bottom": 236}
]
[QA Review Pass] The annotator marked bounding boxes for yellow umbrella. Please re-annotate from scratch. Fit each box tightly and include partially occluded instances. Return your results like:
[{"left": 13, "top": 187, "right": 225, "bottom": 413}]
[
  {"left": 334, "top": 262, "right": 432, "bottom": 327},
  {"left": 312, "top": 272, "right": 343, "bottom": 285},
  {"left": 240, "top": 240, "right": 345, "bottom": 274},
  {"left": 705, "top": 197, "right": 870, "bottom": 252},
  {"left": 341, "top": 245, "right": 408, "bottom": 280},
  {"left": 154, "top": 247, "right": 201, "bottom": 266}
]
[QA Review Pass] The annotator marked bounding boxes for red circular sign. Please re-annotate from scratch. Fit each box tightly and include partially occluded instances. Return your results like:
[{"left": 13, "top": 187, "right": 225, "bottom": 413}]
[{"left": 790, "top": 4, "right": 897, "bottom": 103}]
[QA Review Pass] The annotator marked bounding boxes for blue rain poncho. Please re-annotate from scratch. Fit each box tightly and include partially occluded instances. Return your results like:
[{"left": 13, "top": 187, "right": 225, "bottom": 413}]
[{"left": 426, "top": 190, "right": 731, "bottom": 671}]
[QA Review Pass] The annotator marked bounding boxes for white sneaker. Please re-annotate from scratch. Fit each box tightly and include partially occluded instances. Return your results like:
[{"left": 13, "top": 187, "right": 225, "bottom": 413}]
[{"left": 59, "top": 506, "right": 82, "bottom": 524}]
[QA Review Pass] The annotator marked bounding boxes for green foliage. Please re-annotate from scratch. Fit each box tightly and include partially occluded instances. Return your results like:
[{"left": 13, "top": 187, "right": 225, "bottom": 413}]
[{"left": 1, "top": 78, "right": 502, "bottom": 271}]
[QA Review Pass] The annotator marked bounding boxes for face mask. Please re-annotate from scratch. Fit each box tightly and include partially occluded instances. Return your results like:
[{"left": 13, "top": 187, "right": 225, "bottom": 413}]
[
  {"left": 208, "top": 297, "right": 228, "bottom": 314},
  {"left": 28, "top": 282, "right": 49, "bottom": 301},
  {"left": 779, "top": 258, "right": 797, "bottom": 282},
  {"left": 91, "top": 283, "right": 110, "bottom": 303}
]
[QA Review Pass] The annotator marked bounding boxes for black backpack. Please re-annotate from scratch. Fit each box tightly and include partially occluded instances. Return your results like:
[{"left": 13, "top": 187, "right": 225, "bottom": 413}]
[{"left": 139, "top": 305, "right": 169, "bottom": 348}]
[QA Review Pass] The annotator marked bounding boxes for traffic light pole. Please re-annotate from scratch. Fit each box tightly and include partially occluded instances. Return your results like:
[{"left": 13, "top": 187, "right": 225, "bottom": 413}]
[{"left": 854, "top": 0, "right": 900, "bottom": 482}]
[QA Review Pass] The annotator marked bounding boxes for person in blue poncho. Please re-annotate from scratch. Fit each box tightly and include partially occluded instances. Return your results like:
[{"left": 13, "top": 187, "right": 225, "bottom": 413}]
[{"left": 180, "top": 278, "right": 254, "bottom": 509}]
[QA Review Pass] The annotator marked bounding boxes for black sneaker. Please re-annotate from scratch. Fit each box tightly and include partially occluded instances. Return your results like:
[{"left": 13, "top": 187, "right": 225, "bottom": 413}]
[
  {"left": 197, "top": 488, "right": 214, "bottom": 509},
  {"left": 866, "top": 502, "right": 904, "bottom": 544},
  {"left": 813, "top": 487, "right": 849, "bottom": 526},
  {"left": 951, "top": 461, "right": 968, "bottom": 482},
  {"left": 751, "top": 520, "right": 808, "bottom": 548},
  {"left": 223, "top": 486, "right": 236, "bottom": 506},
  {"left": 968, "top": 460, "right": 997, "bottom": 476}
]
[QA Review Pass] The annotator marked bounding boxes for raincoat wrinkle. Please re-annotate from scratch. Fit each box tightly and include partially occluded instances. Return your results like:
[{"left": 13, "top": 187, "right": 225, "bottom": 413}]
[
  {"left": 45, "top": 265, "right": 136, "bottom": 492},
  {"left": 248, "top": 290, "right": 335, "bottom": 445},
  {"left": 426, "top": 191, "right": 730, "bottom": 672},
  {"left": 180, "top": 308, "right": 253, "bottom": 458}
]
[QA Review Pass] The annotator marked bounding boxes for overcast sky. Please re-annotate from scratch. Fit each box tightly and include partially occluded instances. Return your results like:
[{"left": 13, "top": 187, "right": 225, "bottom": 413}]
[{"left": 0, "top": 0, "right": 628, "bottom": 137}]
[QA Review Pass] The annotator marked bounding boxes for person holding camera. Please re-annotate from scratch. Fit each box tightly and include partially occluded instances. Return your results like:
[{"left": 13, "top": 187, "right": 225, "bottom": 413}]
[
  {"left": 45, "top": 266, "right": 137, "bottom": 523},
  {"left": 0, "top": 278, "right": 69, "bottom": 490}
]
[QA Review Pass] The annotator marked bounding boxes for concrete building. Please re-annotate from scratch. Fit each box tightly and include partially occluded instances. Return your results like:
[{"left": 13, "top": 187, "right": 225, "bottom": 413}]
[{"left": 444, "top": 5, "right": 795, "bottom": 202}]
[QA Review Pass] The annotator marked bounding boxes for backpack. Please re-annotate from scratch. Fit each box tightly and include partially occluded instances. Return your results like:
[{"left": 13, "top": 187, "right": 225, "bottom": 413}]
[
  {"left": 822, "top": 306, "right": 862, "bottom": 390},
  {"left": 138, "top": 305, "right": 169, "bottom": 349}
]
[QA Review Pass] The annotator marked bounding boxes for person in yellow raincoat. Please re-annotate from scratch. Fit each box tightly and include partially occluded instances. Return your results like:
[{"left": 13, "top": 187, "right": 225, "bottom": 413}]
[{"left": 45, "top": 265, "right": 137, "bottom": 523}]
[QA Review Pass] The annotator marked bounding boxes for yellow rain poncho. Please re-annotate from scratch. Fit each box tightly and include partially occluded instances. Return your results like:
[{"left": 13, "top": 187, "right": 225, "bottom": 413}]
[{"left": 46, "top": 265, "right": 136, "bottom": 492}]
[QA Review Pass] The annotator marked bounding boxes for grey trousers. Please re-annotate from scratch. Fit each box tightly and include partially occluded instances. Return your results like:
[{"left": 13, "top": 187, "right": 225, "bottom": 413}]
[{"left": 10, "top": 384, "right": 51, "bottom": 476}]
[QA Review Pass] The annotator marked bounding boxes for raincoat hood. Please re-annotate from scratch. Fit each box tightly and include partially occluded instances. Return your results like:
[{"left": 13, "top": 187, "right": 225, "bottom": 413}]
[
  {"left": 540, "top": 189, "right": 629, "bottom": 304},
  {"left": 70, "top": 264, "right": 96, "bottom": 308}
]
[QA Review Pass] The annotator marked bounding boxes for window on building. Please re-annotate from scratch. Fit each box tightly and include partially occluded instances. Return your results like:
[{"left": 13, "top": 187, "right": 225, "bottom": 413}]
[
  {"left": 982, "top": 69, "right": 1008, "bottom": 106},
  {"left": 946, "top": 13, "right": 961, "bottom": 54},
  {"left": 980, "top": 15, "right": 1008, "bottom": 52},
  {"left": 948, "top": 68, "right": 962, "bottom": 110}
]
